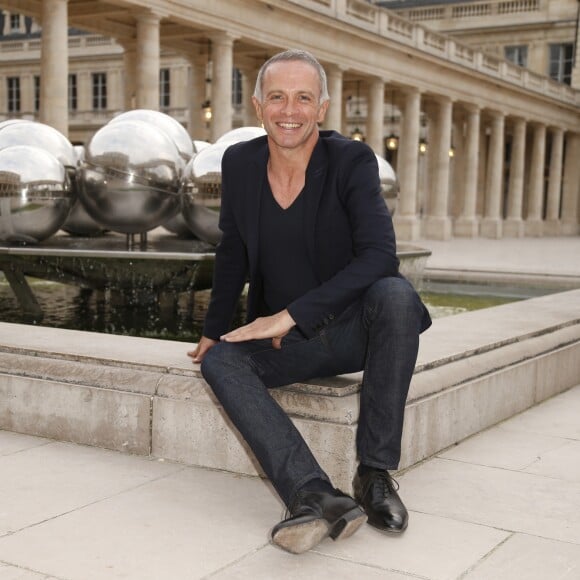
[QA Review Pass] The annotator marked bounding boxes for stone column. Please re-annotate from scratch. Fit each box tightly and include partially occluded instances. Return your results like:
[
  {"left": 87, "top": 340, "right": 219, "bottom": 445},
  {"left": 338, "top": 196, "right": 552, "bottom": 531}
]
[
  {"left": 20, "top": 74, "right": 34, "bottom": 118},
  {"left": 544, "top": 127, "right": 564, "bottom": 235},
  {"left": 188, "top": 59, "right": 207, "bottom": 141},
  {"left": 561, "top": 132, "right": 580, "bottom": 234},
  {"left": 480, "top": 111, "right": 505, "bottom": 238},
  {"left": 571, "top": 10, "right": 580, "bottom": 89},
  {"left": 122, "top": 42, "right": 137, "bottom": 110},
  {"left": 393, "top": 88, "right": 421, "bottom": 240},
  {"left": 241, "top": 67, "right": 258, "bottom": 126},
  {"left": 108, "top": 68, "right": 122, "bottom": 115},
  {"left": 525, "top": 122, "right": 546, "bottom": 236},
  {"left": 366, "top": 77, "right": 384, "bottom": 155},
  {"left": 210, "top": 32, "right": 235, "bottom": 142},
  {"left": 324, "top": 64, "right": 344, "bottom": 132},
  {"left": 77, "top": 70, "right": 91, "bottom": 115},
  {"left": 424, "top": 96, "right": 453, "bottom": 240},
  {"left": 454, "top": 104, "right": 480, "bottom": 237},
  {"left": 135, "top": 11, "right": 160, "bottom": 110},
  {"left": 39, "top": 0, "right": 68, "bottom": 136},
  {"left": 504, "top": 117, "right": 526, "bottom": 237}
]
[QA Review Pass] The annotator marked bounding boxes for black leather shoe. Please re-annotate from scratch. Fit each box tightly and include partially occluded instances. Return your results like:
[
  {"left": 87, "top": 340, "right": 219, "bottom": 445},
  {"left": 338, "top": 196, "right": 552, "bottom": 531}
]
[
  {"left": 353, "top": 469, "right": 408, "bottom": 533},
  {"left": 270, "top": 489, "right": 367, "bottom": 554}
]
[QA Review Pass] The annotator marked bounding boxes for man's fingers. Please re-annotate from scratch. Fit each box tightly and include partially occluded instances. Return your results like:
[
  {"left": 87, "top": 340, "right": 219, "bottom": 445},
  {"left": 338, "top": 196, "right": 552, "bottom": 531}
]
[{"left": 272, "top": 336, "right": 282, "bottom": 349}]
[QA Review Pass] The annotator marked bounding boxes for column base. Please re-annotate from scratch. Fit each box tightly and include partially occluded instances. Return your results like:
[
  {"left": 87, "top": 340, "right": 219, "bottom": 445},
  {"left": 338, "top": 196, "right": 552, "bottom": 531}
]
[
  {"left": 503, "top": 218, "right": 525, "bottom": 237},
  {"left": 543, "top": 220, "right": 562, "bottom": 236},
  {"left": 422, "top": 216, "right": 453, "bottom": 240},
  {"left": 393, "top": 215, "right": 422, "bottom": 241},
  {"left": 525, "top": 219, "right": 544, "bottom": 237},
  {"left": 480, "top": 218, "right": 503, "bottom": 239},
  {"left": 561, "top": 221, "right": 580, "bottom": 235},
  {"left": 453, "top": 217, "right": 479, "bottom": 238}
]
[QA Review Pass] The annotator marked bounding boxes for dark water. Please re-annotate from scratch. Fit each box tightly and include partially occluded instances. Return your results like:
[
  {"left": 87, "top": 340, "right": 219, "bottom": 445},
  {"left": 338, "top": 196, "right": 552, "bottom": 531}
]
[{"left": 0, "top": 276, "right": 519, "bottom": 343}]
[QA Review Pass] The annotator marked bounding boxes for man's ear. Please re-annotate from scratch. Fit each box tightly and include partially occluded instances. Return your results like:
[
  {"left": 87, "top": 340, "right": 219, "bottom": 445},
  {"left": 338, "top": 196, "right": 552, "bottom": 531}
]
[
  {"left": 252, "top": 96, "right": 263, "bottom": 123},
  {"left": 317, "top": 99, "right": 330, "bottom": 124}
]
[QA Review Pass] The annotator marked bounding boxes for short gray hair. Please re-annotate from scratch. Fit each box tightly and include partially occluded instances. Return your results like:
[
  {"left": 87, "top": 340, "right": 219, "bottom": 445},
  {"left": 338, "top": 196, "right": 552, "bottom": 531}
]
[{"left": 253, "top": 49, "right": 330, "bottom": 104}]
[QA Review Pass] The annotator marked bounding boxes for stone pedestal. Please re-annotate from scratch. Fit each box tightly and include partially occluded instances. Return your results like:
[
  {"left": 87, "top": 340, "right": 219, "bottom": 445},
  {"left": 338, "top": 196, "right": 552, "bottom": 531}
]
[
  {"left": 393, "top": 215, "right": 421, "bottom": 241},
  {"left": 423, "top": 216, "right": 452, "bottom": 240},
  {"left": 480, "top": 217, "right": 502, "bottom": 239},
  {"left": 525, "top": 219, "right": 544, "bottom": 237},
  {"left": 503, "top": 218, "right": 525, "bottom": 237},
  {"left": 453, "top": 217, "right": 479, "bottom": 238}
]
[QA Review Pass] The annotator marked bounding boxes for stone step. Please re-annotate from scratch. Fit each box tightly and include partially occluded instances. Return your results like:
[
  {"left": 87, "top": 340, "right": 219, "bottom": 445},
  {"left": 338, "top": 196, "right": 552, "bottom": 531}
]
[{"left": 1, "top": 289, "right": 579, "bottom": 492}]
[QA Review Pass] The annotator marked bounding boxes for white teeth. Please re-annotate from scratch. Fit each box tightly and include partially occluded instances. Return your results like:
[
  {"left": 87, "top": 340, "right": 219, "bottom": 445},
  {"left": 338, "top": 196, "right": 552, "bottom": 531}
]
[{"left": 279, "top": 123, "right": 300, "bottom": 129}]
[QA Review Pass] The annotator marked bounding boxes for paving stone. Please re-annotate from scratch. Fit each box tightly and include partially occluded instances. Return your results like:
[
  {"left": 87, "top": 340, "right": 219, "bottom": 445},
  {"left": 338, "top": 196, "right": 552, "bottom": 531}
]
[
  {"left": 316, "top": 511, "right": 508, "bottom": 580},
  {"left": 463, "top": 533, "right": 580, "bottom": 579},
  {"left": 0, "top": 467, "right": 279, "bottom": 580},
  {"left": 400, "top": 458, "right": 580, "bottom": 544}
]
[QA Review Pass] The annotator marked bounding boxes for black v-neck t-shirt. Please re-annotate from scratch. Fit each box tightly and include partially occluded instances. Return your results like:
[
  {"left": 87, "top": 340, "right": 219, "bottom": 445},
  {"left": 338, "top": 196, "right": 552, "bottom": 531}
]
[{"left": 258, "top": 181, "right": 319, "bottom": 315}]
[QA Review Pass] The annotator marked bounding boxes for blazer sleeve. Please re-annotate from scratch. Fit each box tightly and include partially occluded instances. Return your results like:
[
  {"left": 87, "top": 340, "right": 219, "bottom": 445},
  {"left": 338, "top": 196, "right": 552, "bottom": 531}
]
[
  {"left": 201, "top": 148, "right": 249, "bottom": 341},
  {"left": 287, "top": 144, "right": 399, "bottom": 338}
]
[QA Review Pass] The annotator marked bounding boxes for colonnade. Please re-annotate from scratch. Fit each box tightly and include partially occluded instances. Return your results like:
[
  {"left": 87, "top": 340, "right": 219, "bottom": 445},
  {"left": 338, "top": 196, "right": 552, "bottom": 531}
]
[{"left": 35, "top": 0, "right": 579, "bottom": 240}]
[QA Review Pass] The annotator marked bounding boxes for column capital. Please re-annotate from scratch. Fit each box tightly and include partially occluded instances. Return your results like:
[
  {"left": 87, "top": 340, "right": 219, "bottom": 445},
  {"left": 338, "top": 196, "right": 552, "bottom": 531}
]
[
  {"left": 209, "top": 31, "right": 239, "bottom": 47},
  {"left": 461, "top": 102, "right": 481, "bottom": 114},
  {"left": 134, "top": 8, "right": 162, "bottom": 25}
]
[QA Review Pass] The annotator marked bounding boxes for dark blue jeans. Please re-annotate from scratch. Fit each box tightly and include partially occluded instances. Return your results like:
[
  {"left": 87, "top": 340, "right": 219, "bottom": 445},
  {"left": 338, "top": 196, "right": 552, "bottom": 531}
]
[{"left": 201, "top": 277, "right": 425, "bottom": 507}]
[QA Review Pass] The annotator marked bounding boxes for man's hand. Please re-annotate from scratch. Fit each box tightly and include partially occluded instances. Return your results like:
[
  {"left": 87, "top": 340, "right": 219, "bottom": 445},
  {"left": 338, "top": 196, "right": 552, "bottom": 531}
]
[
  {"left": 187, "top": 336, "right": 219, "bottom": 363},
  {"left": 220, "top": 309, "right": 296, "bottom": 349}
]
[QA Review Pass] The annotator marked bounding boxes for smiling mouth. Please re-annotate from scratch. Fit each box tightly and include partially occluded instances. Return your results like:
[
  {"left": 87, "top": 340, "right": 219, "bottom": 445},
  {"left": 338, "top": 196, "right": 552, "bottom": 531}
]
[{"left": 277, "top": 122, "right": 302, "bottom": 129}]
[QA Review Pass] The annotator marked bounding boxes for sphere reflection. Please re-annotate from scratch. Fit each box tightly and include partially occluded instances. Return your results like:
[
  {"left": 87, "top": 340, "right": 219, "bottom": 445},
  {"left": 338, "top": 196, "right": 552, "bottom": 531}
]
[
  {"left": 0, "top": 145, "right": 72, "bottom": 243},
  {"left": 78, "top": 120, "right": 184, "bottom": 234},
  {"left": 110, "top": 109, "right": 193, "bottom": 162},
  {"left": 376, "top": 154, "right": 399, "bottom": 216},
  {"left": 0, "top": 121, "right": 76, "bottom": 169},
  {"left": 181, "top": 140, "right": 233, "bottom": 245}
]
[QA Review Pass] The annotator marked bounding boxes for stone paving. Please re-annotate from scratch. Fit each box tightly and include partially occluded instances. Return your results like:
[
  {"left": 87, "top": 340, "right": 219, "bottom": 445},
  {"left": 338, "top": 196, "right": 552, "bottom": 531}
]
[{"left": 0, "top": 384, "right": 578, "bottom": 579}]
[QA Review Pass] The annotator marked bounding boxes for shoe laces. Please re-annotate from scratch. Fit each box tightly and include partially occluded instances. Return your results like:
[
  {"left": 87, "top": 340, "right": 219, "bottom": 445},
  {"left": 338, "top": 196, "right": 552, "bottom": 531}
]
[{"left": 364, "top": 471, "right": 399, "bottom": 499}]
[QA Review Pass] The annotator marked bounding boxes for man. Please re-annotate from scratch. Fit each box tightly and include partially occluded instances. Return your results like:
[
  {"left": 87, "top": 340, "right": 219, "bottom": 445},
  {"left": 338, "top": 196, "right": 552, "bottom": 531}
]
[{"left": 188, "top": 49, "right": 431, "bottom": 554}]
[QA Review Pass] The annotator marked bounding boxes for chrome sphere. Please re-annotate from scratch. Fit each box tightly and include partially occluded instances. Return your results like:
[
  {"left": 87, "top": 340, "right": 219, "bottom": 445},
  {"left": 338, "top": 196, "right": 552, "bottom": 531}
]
[
  {"left": 0, "top": 119, "right": 29, "bottom": 131},
  {"left": 162, "top": 212, "right": 197, "bottom": 238},
  {"left": 216, "top": 126, "right": 266, "bottom": 144},
  {"left": 62, "top": 144, "right": 108, "bottom": 236},
  {"left": 110, "top": 109, "right": 193, "bottom": 162},
  {"left": 78, "top": 119, "right": 184, "bottom": 234},
  {"left": 376, "top": 154, "right": 399, "bottom": 216},
  {"left": 0, "top": 121, "right": 76, "bottom": 169},
  {"left": 0, "top": 145, "right": 72, "bottom": 243},
  {"left": 181, "top": 140, "right": 234, "bottom": 245},
  {"left": 192, "top": 140, "right": 211, "bottom": 154}
]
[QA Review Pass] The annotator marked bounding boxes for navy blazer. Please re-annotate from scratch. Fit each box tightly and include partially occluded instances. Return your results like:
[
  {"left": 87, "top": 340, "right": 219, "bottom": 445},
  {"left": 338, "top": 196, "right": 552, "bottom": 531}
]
[{"left": 202, "top": 130, "right": 431, "bottom": 340}]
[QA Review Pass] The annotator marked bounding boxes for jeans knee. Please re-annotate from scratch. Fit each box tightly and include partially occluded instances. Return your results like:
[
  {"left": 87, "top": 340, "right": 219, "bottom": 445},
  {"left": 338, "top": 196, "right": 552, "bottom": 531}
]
[
  {"left": 365, "top": 277, "right": 423, "bottom": 323},
  {"left": 200, "top": 341, "right": 248, "bottom": 386}
]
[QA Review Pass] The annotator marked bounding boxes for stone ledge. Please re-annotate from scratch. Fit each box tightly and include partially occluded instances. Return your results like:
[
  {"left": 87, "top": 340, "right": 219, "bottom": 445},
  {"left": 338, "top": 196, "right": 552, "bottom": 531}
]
[{"left": 1, "top": 290, "right": 579, "bottom": 491}]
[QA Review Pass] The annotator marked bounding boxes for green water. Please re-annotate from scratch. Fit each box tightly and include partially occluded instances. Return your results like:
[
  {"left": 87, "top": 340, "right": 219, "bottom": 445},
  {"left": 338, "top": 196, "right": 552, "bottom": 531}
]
[{"left": 0, "top": 277, "right": 521, "bottom": 343}]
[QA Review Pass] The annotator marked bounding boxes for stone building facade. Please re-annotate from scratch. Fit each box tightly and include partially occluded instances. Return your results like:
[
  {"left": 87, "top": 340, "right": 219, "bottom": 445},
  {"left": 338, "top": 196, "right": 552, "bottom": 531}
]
[{"left": 0, "top": 0, "right": 578, "bottom": 240}]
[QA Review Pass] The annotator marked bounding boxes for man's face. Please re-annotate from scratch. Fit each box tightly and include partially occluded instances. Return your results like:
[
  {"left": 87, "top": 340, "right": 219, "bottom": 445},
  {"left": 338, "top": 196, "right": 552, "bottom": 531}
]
[{"left": 253, "top": 60, "right": 329, "bottom": 153}]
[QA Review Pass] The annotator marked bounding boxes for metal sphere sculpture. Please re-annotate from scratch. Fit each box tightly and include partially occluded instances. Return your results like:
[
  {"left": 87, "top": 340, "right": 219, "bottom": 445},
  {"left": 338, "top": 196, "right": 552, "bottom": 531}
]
[
  {"left": 62, "top": 145, "right": 109, "bottom": 237},
  {"left": 0, "top": 145, "right": 72, "bottom": 243},
  {"left": 0, "top": 121, "right": 76, "bottom": 169},
  {"left": 375, "top": 154, "right": 399, "bottom": 216},
  {"left": 109, "top": 109, "right": 194, "bottom": 162},
  {"left": 181, "top": 140, "right": 233, "bottom": 245},
  {"left": 77, "top": 119, "right": 185, "bottom": 234}
]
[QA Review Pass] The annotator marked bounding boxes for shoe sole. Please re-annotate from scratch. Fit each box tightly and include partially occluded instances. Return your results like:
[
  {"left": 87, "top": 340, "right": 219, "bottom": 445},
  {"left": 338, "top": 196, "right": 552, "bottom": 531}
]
[
  {"left": 330, "top": 506, "right": 367, "bottom": 541},
  {"left": 271, "top": 518, "right": 330, "bottom": 555},
  {"left": 367, "top": 518, "right": 408, "bottom": 534}
]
